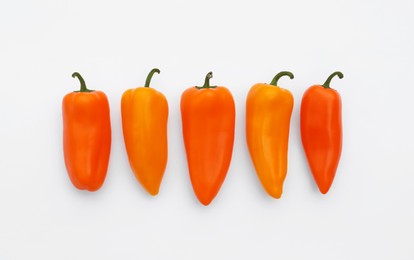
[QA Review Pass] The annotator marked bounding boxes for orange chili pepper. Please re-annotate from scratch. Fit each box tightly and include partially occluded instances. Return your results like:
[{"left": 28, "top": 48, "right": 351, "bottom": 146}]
[
  {"left": 62, "top": 72, "right": 111, "bottom": 191},
  {"left": 300, "top": 71, "right": 344, "bottom": 194},
  {"left": 121, "top": 69, "right": 168, "bottom": 195},
  {"left": 181, "top": 72, "right": 235, "bottom": 206},
  {"left": 246, "top": 71, "right": 294, "bottom": 199}
]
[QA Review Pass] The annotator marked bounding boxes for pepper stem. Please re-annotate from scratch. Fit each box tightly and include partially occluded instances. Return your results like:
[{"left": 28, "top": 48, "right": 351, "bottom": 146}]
[
  {"left": 72, "top": 72, "right": 92, "bottom": 92},
  {"left": 196, "top": 71, "right": 217, "bottom": 89},
  {"left": 270, "top": 71, "right": 294, "bottom": 86},
  {"left": 144, "top": 68, "right": 161, "bottom": 88},
  {"left": 322, "top": 71, "right": 344, "bottom": 89}
]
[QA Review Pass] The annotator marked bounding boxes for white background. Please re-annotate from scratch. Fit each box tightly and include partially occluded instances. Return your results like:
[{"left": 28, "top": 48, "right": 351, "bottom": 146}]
[{"left": 1, "top": 0, "right": 413, "bottom": 259}]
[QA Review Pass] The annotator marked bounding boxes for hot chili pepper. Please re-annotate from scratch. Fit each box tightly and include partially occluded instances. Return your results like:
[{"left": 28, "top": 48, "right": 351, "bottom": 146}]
[
  {"left": 121, "top": 68, "right": 168, "bottom": 196},
  {"left": 181, "top": 72, "right": 235, "bottom": 206},
  {"left": 246, "top": 71, "right": 294, "bottom": 199},
  {"left": 300, "top": 71, "right": 344, "bottom": 194},
  {"left": 62, "top": 72, "right": 111, "bottom": 191}
]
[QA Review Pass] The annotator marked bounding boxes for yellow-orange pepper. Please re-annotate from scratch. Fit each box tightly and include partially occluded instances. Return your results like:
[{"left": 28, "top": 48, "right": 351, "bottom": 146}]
[
  {"left": 121, "top": 69, "right": 168, "bottom": 195},
  {"left": 246, "top": 71, "right": 294, "bottom": 198}
]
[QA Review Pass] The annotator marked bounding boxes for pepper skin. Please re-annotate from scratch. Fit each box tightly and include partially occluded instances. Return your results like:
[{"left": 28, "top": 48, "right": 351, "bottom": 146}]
[
  {"left": 181, "top": 72, "right": 235, "bottom": 206},
  {"left": 121, "top": 69, "right": 168, "bottom": 196},
  {"left": 62, "top": 72, "right": 111, "bottom": 191},
  {"left": 246, "top": 71, "right": 294, "bottom": 199},
  {"left": 300, "top": 72, "right": 344, "bottom": 194}
]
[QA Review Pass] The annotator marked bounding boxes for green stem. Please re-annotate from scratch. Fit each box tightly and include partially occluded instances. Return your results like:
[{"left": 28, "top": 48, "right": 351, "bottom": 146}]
[
  {"left": 269, "top": 71, "right": 294, "bottom": 86},
  {"left": 72, "top": 72, "right": 92, "bottom": 92},
  {"left": 144, "top": 68, "right": 161, "bottom": 88},
  {"left": 322, "top": 71, "right": 344, "bottom": 89},
  {"left": 196, "top": 71, "right": 217, "bottom": 89}
]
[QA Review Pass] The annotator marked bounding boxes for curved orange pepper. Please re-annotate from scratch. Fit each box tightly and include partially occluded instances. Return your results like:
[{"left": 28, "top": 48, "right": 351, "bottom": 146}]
[
  {"left": 246, "top": 71, "right": 294, "bottom": 199},
  {"left": 121, "top": 69, "right": 168, "bottom": 195},
  {"left": 181, "top": 72, "right": 235, "bottom": 206},
  {"left": 301, "top": 72, "right": 343, "bottom": 194},
  {"left": 62, "top": 72, "right": 111, "bottom": 191}
]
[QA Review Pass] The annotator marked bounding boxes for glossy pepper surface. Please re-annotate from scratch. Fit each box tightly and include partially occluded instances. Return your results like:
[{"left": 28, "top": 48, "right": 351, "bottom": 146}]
[
  {"left": 121, "top": 69, "right": 168, "bottom": 196},
  {"left": 246, "top": 71, "right": 294, "bottom": 199},
  {"left": 181, "top": 72, "right": 235, "bottom": 206},
  {"left": 300, "top": 72, "right": 343, "bottom": 194},
  {"left": 62, "top": 72, "right": 111, "bottom": 191}
]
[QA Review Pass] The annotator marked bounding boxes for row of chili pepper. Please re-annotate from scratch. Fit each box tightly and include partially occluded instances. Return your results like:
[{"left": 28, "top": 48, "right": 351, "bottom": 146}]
[{"left": 62, "top": 70, "right": 343, "bottom": 205}]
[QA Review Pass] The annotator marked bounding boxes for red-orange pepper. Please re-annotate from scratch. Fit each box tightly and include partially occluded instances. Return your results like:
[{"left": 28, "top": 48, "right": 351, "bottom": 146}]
[
  {"left": 62, "top": 72, "right": 111, "bottom": 191},
  {"left": 300, "top": 71, "right": 344, "bottom": 194},
  {"left": 181, "top": 72, "right": 235, "bottom": 205}
]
